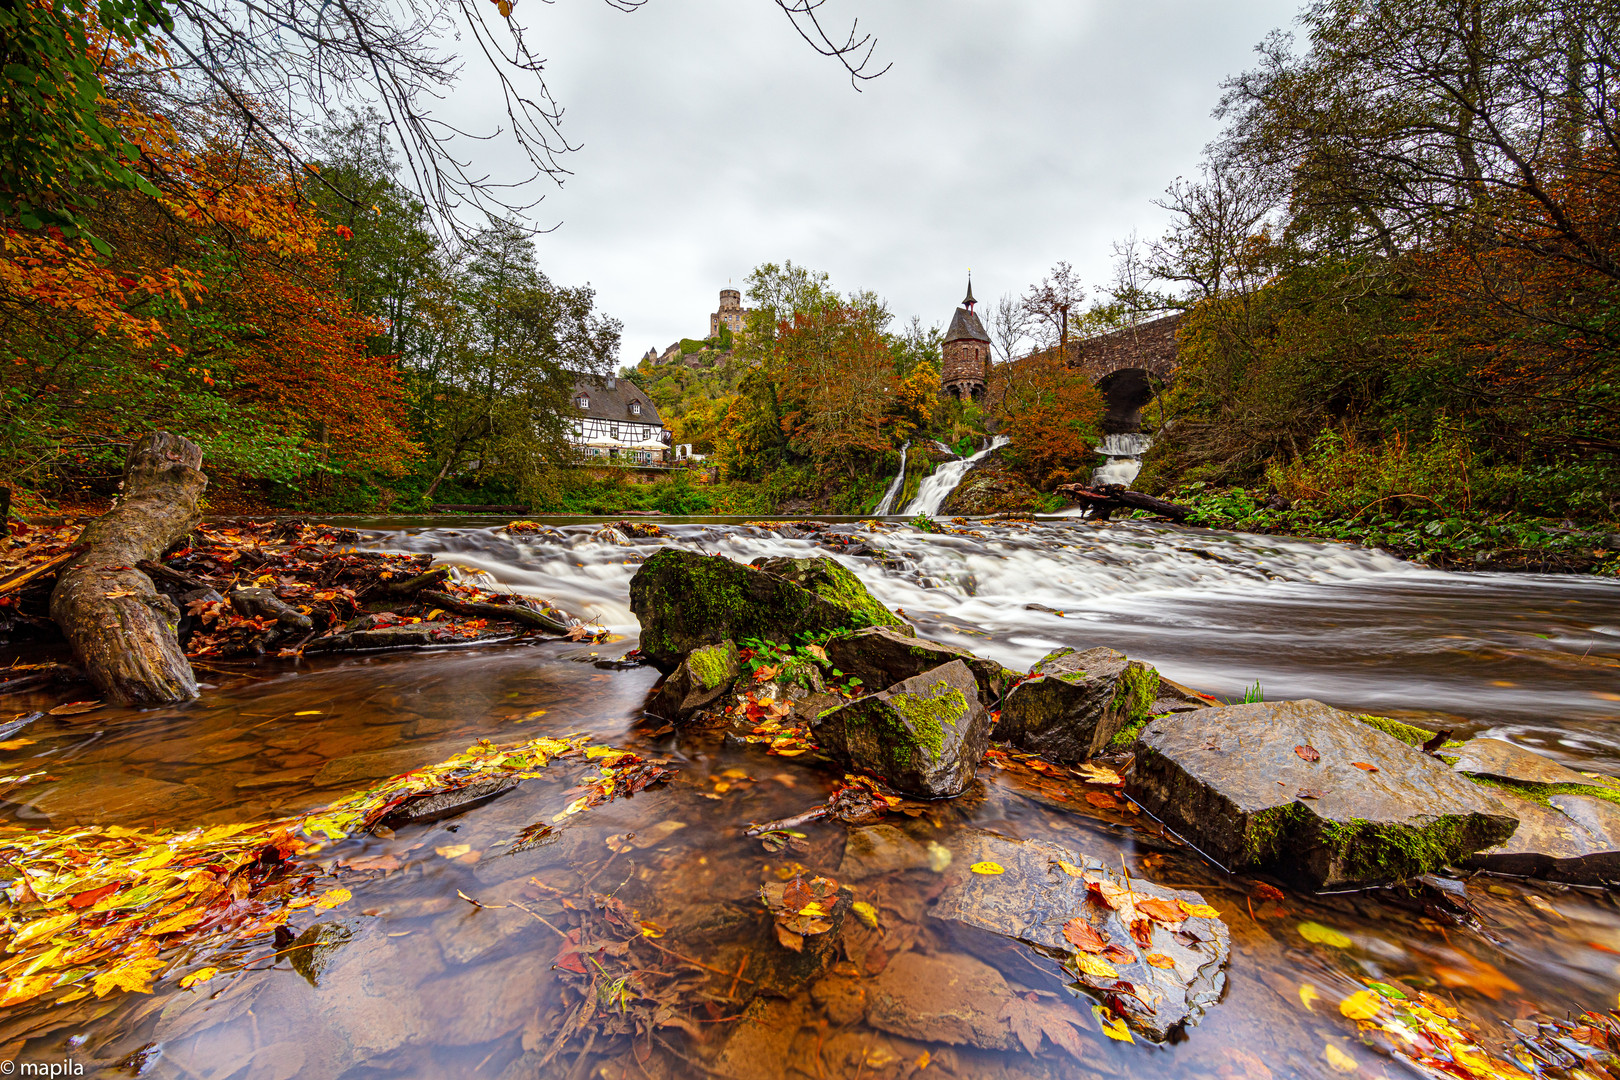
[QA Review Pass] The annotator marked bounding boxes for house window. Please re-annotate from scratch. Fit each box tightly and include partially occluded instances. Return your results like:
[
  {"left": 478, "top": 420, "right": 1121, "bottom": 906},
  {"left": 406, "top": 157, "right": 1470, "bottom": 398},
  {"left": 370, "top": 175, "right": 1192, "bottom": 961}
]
[
  {"left": 630, "top": 401, "right": 641, "bottom": 416},
  {"left": 577, "top": 395, "right": 589, "bottom": 409},
  {"left": 610, "top": 423, "right": 620, "bottom": 440}
]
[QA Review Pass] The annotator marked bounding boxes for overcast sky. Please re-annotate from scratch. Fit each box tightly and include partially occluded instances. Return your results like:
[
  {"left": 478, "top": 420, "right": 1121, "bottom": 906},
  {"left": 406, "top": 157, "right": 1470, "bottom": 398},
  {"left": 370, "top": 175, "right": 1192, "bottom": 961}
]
[{"left": 452, "top": 0, "right": 1302, "bottom": 363}]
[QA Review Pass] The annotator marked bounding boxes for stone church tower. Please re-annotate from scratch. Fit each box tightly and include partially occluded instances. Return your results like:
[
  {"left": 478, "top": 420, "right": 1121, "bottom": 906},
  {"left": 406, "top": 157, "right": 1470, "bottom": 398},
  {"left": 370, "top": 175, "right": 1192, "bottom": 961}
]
[{"left": 941, "top": 277, "right": 990, "bottom": 400}]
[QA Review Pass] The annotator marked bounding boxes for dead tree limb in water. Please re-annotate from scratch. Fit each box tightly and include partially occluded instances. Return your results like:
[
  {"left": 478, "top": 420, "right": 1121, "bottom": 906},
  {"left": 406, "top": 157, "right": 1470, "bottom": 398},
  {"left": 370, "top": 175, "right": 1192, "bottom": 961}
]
[
  {"left": 1055, "top": 483, "right": 1192, "bottom": 522},
  {"left": 49, "top": 433, "right": 208, "bottom": 705}
]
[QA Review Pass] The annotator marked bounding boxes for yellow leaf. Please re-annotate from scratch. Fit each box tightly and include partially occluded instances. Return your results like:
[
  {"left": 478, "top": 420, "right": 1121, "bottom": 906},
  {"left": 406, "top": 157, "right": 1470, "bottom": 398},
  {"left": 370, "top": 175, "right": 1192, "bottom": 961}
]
[
  {"left": 435, "top": 844, "right": 471, "bottom": 859},
  {"left": 0, "top": 738, "right": 36, "bottom": 750},
  {"left": 1340, "top": 989, "right": 1381, "bottom": 1021},
  {"left": 553, "top": 795, "right": 592, "bottom": 821},
  {"left": 144, "top": 908, "right": 205, "bottom": 935},
  {"left": 1055, "top": 860, "right": 1085, "bottom": 877},
  {"left": 915, "top": 1050, "right": 930, "bottom": 1069},
  {"left": 852, "top": 901, "right": 878, "bottom": 928},
  {"left": 1298, "top": 921, "right": 1352, "bottom": 949},
  {"left": 135, "top": 846, "right": 174, "bottom": 872},
  {"left": 92, "top": 956, "right": 165, "bottom": 997},
  {"left": 1071, "top": 952, "right": 1119, "bottom": 979},
  {"left": 1299, "top": 983, "right": 1320, "bottom": 1011},
  {"left": 639, "top": 921, "right": 665, "bottom": 938},
  {"left": 1144, "top": 953, "right": 1175, "bottom": 969},
  {"left": 1178, "top": 900, "right": 1221, "bottom": 919},
  {"left": 970, "top": 861, "right": 1004, "bottom": 875},
  {"left": 180, "top": 967, "right": 218, "bottom": 989},
  {"left": 12, "top": 913, "right": 77, "bottom": 949},
  {"left": 293, "top": 710, "right": 323, "bottom": 717},
  {"left": 314, "top": 887, "right": 351, "bottom": 909},
  {"left": 1323, "top": 1043, "right": 1358, "bottom": 1073},
  {"left": 0, "top": 974, "right": 57, "bottom": 1008},
  {"left": 1093, "top": 1005, "right": 1134, "bottom": 1043}
]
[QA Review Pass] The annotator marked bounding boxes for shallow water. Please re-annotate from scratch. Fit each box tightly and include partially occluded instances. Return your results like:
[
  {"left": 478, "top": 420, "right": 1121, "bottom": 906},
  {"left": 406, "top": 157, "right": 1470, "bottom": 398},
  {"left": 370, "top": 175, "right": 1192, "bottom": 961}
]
[{"left": 2, "top": 517, "right": 1618, "bottom": 1079}]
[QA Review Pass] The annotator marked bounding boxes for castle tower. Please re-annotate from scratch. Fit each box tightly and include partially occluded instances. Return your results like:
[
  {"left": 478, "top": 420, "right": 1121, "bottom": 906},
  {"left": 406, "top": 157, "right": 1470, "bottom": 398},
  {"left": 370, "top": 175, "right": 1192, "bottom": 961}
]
[
  {"left": 941, "top": 276, "right": 990, "bottom": 400},
  {"left": 710, "top": 289, "right": 745, "bottom": 337}
]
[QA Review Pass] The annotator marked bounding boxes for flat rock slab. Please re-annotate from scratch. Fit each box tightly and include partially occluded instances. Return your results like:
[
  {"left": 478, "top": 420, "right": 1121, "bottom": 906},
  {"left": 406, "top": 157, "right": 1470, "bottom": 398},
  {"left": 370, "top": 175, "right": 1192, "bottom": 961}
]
[
  {"left": 1452, "top": 738, "right": 1591, "bottom": 786},
  {"left": 997, "top": 647, "right": 1159, "bottom": 763},
  {"left": 1467, "top": 788, "right": 1620, "bottom": 883},
  {"left": 865, "top": 950, "right": 1018, "bottom": 1051},
  {"left": 1133, "top": 700, "right": 1518, "bottom": 888},
  {"left": 825, "top": 626, "right": 1015, "bottom": 707},
  {"left": 931, "top": 830, "right": 1229, "bottom": 1042},
  {"left": 813, "top": 660, "right": 990, "bottom": 798}
]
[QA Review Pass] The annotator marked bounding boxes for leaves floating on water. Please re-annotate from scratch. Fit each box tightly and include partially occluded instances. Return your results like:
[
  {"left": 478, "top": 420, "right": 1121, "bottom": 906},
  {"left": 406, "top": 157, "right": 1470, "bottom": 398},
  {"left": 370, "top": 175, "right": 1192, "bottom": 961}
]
[
  {"left": 1299, "top": 983, "right": 1320, "bottom": 1011},
  {"left": 1322, "top": 1043, "right": 1358, "bottom": 1072},
  {"left": 0, "top": 734, "right": 672, "bottom": 1009},
  {"left": 1339, "top": 989, "right": 1381, "bottom": 1020},
  {"left": 1254, "top": 882, "right": 1285, "bottom": 902},
  {"left": 1298, "top": 921, "right": 1353, "bottom": 949},
  {"left": 1094, "top": 1004, "right": 1134, "bottom": 1043},
  {"left": 760, "top": 873, "right": 843, "bottom": 950}
]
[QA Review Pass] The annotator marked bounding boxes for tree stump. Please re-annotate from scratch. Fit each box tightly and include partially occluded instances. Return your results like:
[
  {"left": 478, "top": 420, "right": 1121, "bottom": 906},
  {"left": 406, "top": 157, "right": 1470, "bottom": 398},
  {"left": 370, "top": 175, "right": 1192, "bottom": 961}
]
[{"left": 49, "top": 433, "right": 209, "bottom": 705}]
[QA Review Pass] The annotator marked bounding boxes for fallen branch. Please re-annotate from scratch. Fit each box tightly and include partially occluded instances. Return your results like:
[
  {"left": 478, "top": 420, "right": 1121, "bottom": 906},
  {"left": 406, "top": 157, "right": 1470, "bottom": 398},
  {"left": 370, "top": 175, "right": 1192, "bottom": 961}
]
[
  {"left": 1055, "top": 482, "right": 1192, "bottom": 522},
  {"left": 418, "top": 588, "right": 571, "bottom": 634},
  {"left": 49, "top": 432, "right": 208, "bottom": 705}
]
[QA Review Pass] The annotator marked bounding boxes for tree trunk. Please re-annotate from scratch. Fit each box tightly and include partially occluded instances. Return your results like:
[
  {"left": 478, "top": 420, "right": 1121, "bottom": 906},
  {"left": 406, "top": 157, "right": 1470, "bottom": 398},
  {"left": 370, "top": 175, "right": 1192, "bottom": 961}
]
[{"left": 49, "top": 432, "right": 209, "bottom": 705}]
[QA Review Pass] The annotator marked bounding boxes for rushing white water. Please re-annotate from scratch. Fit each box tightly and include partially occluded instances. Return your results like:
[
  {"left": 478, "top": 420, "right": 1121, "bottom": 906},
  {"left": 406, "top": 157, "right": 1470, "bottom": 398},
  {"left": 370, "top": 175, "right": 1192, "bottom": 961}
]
[
  {"left": 901, "top": 435, "right": 1010, "bottom": 517},
  {"left": 872, "top": 441, "right": 909, "bottom": 515},
  {"left": 1092, "top": 432, "right": 1153, "bottom": 487}
]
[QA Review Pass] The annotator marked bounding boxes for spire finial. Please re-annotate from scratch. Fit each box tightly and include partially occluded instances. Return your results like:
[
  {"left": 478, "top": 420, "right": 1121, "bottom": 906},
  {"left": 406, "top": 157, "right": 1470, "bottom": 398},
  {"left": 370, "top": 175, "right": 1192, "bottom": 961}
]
[{"left": 962, "top": 271, "right": 976, "bottom": 311}]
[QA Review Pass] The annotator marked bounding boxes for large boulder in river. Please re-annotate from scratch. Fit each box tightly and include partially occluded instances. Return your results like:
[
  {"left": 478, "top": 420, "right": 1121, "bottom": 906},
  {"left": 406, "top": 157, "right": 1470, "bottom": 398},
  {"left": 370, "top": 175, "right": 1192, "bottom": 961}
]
[
  {"left": 812, "top": 660, "right": 989, "bottom": 798},
  {"left": 748, "top": 556, "right": 910, "bottom": 634},
  {"left": 1132, "top": 700, "right": 1518, "bottom": 888},
  {"left": 629, "top": 550, "right": 906, "bottom": 672},
  {"left": 996, "top": 646, "right": 1160, "bottom": 762},
  {"left": 824, "top": 626, "right": 1016, "bottom": 707}
]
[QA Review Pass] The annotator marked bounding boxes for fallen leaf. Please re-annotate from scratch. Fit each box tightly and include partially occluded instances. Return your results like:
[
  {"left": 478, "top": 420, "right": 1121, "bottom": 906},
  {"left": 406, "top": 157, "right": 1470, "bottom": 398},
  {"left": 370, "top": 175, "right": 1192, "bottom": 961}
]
[
  {"left": 67, "top": 883, "right": 120, "bottom": 909},
  {"left": 92, "top": 957, "right": 165, "bottom": 997},
  {"left": 1094, "top": 1005, "right": 1134, "bottom": 1043},
  {"left": 1063, "top": 918, "right": 1108, "bottom": 953},
  {"left": 1299, "top": 983, "right": 1320, "bottom": 1011},
  {"left": 1298, "top": 921, "right": 1351, "bottom": 949},
  {"left": 1054, "top": 859, "right": 1086, "bottom": 877},
  {"left": 1339, "top": 989, "right": 1381, "bottom": 1020},
  {"left": 435, "top": 844, "right": 471, "bottom": 859},
  {"left": 179, "top": 967, "right": 218, "bottom": 989},
  {"left": 48, "top": 701, "right": 102, "bottom": 716},
  {"left": 1350, "top": 761, "right": 1378, "bottom": 772},
  {"left": 314, "top": 887, "right": 351, "bottom": 909},
  {"left": 1075, "top": 763, "right": 1123, "bottom": 786},
  {"left": 0, "top": 738, "right": 35, "bottom": 751},
  {"left": 1144, "top": 953, "right": 1175, "bottom": 969},
  {"left": 1294, "top": 744, "right": 1320, "bottom": 762},
  {"left": 1086, "top": 790, "right": 1119, "bottom": 810},
  {"left": 1322, "top": 1043, "right": 1357, "bottom": 1073},
  {"left": 1525, "top": 894, "right": 1562, "bottom": 919},
  {"left": 1178, "top": 900, "right": 1221, "bottom": 919},
  {"left": 970, "top": 861, "right": 1004, "bottom": 875},
  {"left": 605, "top": 833, "right": 634, "bottom": 854},
  {"left": 1254, "top": 883, "right": 1285, "bottom": 902},
  {"left": 293, "top": 710, "right": 322, "bottom": 717},
  {"left": 1136, "top": 897, "right": 1184, "bottom": 924},
  {"left": 1296, "top": 787, "right": 1324, "bottom": 799},
  {"left": 852, "top": 901, "right": 878, "bottom": 928},
  {"left": 775, "top": 923, "right": 804, "bottom": 952},
  {"left": 1071, "top": 952, "right": 1119, "bottom": 979},
  {"left": 1100, "top": 944, "right": 1135, "bottom": 965},
  {"left": 104, "top": 589, "right": 136, "bottom": 599}
]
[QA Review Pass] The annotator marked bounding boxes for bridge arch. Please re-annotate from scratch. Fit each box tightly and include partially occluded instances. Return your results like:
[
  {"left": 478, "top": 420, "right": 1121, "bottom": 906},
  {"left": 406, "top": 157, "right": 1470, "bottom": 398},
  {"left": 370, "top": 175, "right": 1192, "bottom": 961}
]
[{"left": 1066, "top": 314, "right": 1181, "bottom": 432}]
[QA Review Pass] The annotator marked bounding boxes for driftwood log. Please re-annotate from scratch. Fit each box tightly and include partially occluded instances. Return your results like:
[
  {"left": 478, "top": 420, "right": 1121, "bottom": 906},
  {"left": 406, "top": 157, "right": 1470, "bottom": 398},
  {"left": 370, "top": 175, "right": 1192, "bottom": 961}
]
[
  {"left": 417, "top": 589, "right": 572, "bottom": 634},
  {"left": 49, "top": 432, "right": 208, "bottom": 705},
  {"left": 1055, "top": 483, "right": 1192, "bottom": 522}
]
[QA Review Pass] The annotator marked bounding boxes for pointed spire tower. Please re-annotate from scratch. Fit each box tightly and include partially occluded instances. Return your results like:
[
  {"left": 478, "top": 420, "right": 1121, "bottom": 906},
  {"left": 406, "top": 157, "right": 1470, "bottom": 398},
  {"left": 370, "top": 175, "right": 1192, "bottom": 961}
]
[{"left": 942, "top": 272, "right": 990, "bottom": 401}]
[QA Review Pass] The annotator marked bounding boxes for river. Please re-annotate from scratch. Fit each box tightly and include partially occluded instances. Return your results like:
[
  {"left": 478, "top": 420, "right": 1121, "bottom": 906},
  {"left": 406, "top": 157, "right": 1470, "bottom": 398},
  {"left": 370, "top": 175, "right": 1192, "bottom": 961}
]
[{"left": 2, "top": 516, "right": 1618, "bottom": 1079}]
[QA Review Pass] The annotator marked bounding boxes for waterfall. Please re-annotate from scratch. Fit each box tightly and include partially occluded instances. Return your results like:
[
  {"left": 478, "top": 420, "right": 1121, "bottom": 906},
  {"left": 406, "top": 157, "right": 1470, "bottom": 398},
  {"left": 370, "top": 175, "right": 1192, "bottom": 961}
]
[
  {"left": 873, "top": 442, "right": 910, "bottom": 515},
  {"left": 901, "top": 435, "right": 1010, "bottom": 517},
  {"left": 1091, "top": 432, "right": 1153, "bottom": 487}
]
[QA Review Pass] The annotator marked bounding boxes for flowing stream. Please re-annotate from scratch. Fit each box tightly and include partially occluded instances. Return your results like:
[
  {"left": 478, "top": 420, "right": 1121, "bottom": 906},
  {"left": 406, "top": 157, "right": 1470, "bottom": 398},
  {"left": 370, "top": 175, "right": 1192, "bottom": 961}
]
[
  {"left": 1091, "top": 433, "right": 1153, "bottom": 487},
  {"left": 2, "top": 516, "right": 1619, "bottom": 1079},
  {"left": 901, "top": 435, "right": 1010, "bottom": 517},
  {"left": 872, "top": 442, "right": 909, "bottom": 516}
]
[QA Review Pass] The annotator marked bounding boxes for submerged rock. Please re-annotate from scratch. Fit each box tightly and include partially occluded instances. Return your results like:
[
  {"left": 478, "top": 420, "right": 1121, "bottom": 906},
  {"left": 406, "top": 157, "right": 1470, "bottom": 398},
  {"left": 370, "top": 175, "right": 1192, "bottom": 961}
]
[
  {"left": 628, "top": 550, "right": 906, "bottom": 672},
  {"left": 289, "top": 921, "right": 354, "bottom": 986},
  {"left": 824, "top": 626, "right": 1016, "bottom": 707},
  {"left": 812, "top": 660, "right": 990, "bottom": 798},
  {"left": 865, "top": 951, "right": 1020, "bottom": 1051},
  {"left": 996, "top": 646, "right": 1159, "bottom": 762},
  {"left": 837, "top": 823, "right": 954, "bottom": 879},
  {"left": 647, "top": 639, "right": 740, "bottom": 719},
  {"left": 1132, "top": 700, "right": 1518, "bottom": 888},
  {"left": 931, "top": 830, "right": 1229, "bottom": 1042}
]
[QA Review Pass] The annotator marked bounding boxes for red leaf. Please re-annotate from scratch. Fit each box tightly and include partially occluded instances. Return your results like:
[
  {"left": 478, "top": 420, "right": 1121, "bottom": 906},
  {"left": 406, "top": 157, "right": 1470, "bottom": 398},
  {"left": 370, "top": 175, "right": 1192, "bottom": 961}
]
[
  {"left": 1294, "top": 744, "right": 1320, "bottom": 762},
  {"left": 1254, "top": 883, "right": 1285, "bottom": 902},
  {"left": 67, "top": 882, "right": 120, "bottom": 909},
  {"left": 1062, "top": 918, "right": 1108, "bottom": 953},
  {"left": 1351, "top": 761, "right": 1378, "bottom": 772}
]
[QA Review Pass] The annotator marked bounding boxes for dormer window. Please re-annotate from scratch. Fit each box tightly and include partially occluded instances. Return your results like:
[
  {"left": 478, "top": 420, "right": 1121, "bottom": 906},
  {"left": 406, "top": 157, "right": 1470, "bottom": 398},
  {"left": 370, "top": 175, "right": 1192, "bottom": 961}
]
[
  {"left": 576, "top": 394, "right": 589, "bottom": 409},
  {"left": 630, "top": 401, "right": 641, "bottom": 416}
]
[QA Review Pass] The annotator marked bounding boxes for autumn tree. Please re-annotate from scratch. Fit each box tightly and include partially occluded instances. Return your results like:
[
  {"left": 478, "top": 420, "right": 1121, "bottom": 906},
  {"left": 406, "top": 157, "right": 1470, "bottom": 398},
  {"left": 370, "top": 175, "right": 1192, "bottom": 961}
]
[
  {"left": 988, "top": 351, "right": 1104, "bottom": 490},
  {"left": 1020, "top": 261, "right": 1085, "bottom": 351}
]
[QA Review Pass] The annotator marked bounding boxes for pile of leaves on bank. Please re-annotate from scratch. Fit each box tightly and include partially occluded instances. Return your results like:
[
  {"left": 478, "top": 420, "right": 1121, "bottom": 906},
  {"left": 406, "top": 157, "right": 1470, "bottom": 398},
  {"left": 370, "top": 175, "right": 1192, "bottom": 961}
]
[
  {"left": 0, "top": 735, "right": 672, "bottom": 1009},
  {"left": 0, "top": 518, "right": 603, "bottom": 659}
]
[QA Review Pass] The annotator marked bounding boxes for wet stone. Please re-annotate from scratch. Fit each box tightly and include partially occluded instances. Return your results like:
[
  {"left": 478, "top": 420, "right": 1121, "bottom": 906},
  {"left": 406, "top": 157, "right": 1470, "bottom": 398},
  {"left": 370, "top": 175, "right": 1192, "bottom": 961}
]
[
  {"left": 380, "top": 778, "right": 518, "bottom": 828},
  {"left": 1149, "top": 675, "right": 1220, "bottom": 716},
  {"left": 647, "top": 639, "right": 740, "bottom": 720},
  {"left": 1466, "top": 788, "right": 1620, "bottom": 883},
  {"left": 824, "top": 626, "right": 1017, "bottom": 707},
  {"left": 931, "top": 829, "right": 1229, "bottom": 1042},
  {"left": 837, "top": 823, "right": 954, "bottom": 879},
  {"left": 1452, "top": 738, "right": 1592, "bottom": 786},
  {"left": 1133, "top": 700, "right": 1519, "bottom": 888},
  {"left": 865, "top": 950, "right": 1019, "bottom": 1051},
  {"left": 997, "top": 646, "right": 1159, "bottom": 763},
  {"left": 628, "top": 549, "right": 907, "bottom": 673},
  {"left": 812, "top": 659, "right": 990, "bottom": 799},
  {"left": 289, "top": 921, "right": 354, "bottom": 987}
]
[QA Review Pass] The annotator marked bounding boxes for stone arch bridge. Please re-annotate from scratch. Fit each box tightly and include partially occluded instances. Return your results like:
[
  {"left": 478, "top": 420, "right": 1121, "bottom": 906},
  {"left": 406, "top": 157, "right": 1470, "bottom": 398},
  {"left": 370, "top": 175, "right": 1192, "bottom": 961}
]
[{"left": 1065, "top": 313, "right": 1181, "bottom": 433}]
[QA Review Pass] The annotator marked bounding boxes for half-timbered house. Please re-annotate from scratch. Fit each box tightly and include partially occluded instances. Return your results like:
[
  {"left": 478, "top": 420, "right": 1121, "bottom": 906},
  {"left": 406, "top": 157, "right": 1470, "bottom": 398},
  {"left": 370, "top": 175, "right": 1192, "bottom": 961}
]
[{"left": 568, "top": 374, "right": 671, "bottom": 464}]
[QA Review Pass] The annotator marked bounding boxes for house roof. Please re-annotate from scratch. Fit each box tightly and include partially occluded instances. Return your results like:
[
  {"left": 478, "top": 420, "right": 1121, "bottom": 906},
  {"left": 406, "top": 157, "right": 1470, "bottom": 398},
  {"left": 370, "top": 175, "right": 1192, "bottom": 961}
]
[
  {"left": 944, "top": 305, "right": 990, "bottom": 344},
  {"left": 570, "top": 374, "right": 663, "bottom": 426}
]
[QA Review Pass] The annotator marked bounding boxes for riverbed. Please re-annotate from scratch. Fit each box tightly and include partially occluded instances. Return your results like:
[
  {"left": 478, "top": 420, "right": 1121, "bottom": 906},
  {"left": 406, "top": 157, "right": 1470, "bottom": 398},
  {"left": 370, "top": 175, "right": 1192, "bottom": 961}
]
[{"left": 2, "top": 516, "right": 1618, "bottom": 1079}]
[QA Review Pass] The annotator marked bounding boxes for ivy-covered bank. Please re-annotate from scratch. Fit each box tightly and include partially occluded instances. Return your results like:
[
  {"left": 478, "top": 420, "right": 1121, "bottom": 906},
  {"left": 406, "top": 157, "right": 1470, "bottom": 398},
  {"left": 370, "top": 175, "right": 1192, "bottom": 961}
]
[{"left": 1160, "top": 484, "right": 1620, "bottom": 575}]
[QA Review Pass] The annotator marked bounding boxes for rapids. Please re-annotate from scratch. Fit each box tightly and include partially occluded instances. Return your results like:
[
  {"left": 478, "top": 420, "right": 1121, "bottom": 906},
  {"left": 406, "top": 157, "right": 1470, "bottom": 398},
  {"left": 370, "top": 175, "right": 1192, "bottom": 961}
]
[
  {"left": 901, "top": 435, "right": 1010, "bottom": 517},
  {"left": 1, "top": 515, "right": 1617, "bottom": 1080}
]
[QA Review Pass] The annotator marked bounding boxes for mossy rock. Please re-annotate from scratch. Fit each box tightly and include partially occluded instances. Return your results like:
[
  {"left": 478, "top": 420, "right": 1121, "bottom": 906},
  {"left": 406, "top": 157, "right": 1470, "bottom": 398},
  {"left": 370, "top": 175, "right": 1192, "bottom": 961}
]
[
  {"left": 812, "top": 659, "right": 990, "bottom": 798},
  {"left": 629, "top": 550, "right": 906, "bottom": 673},
  {"left": 824, "top": 626, "right": 1013, "bottom": 707},
  {"left": 748, "top": 556, "right": 910, "bottom": 635},
  {"left": 648, "top": 639, "right": 740, "bottom": 720},
  {"left": 1131, "top": 699, "right": 1517, "bottom": 888},
  {"left": 998, "top": 646, "right": 1160, "bottom": 763}
]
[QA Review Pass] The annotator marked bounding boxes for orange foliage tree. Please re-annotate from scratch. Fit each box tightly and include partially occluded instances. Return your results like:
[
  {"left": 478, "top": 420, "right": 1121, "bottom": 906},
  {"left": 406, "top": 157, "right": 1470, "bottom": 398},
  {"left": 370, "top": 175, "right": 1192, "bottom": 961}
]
[{"left": 988, "top": 350, "right": 1105, "bottom": 489}]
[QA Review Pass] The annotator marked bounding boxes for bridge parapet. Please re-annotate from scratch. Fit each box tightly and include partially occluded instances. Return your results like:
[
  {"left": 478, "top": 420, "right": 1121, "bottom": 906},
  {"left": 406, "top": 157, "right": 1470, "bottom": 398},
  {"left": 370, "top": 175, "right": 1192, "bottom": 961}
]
[{"left": 1066, "top": 313, "right": 1181, "bottom": 384}]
